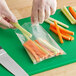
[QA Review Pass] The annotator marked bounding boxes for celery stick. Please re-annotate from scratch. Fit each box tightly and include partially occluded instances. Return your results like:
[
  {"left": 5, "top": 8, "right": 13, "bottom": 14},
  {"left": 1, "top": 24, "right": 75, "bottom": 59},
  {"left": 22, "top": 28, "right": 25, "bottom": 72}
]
[
  {"left": 10, "top": 22, "right": 32, "bottom": 38},
  {"left": 25, "top": 48, "right": 37, "bottom": 64},
  {"left": 63, "top": 6, "right": 76, "bottom": 24},
  {"left": 48, "top": 17, "right": 69, "bottom": 28},
  {"left": 61, "top": 8, "right": 74, "bottom": 24},
  {"left": 34, "top": 41, "right": 50, "bottom": 56},
  {"left": 45, "top": 19, "right": 63, "bottom": 28},
  {"left": 37, "top": 38, "right": 60, "bottom": 55},
  {"left": 61, "top": 6, "right": 76, "bottom": 24},
  {"left": 26, "top": 48, "right": 43, "bottom": 63},
  {"left": 23, "top": 32, "right": 30, "bottom": 40},
  {"left": 45, "top": 19, "right": 53, "bottom": 24}
]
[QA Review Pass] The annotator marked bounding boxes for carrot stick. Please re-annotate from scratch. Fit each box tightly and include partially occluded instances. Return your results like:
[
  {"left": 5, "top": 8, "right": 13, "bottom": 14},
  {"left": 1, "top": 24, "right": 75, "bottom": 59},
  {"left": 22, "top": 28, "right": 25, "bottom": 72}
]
[
  {"left": 23, "top": 43, "right": 40, "bottom": 62},
  {"left": 25, "top": 40, "right": 46, "bottom": 59},
  {"left": 34, "top": 41, "right": 49, "bottom": 58},
  {"left": 50, "top": 27, "right": 71, "bottom": 40},
  {"left": 61, "top": 32, "right": 74, "bottom": 41},
  {"left": 50, "top": 23, "right": 74, "bottom": 35},
  {"left": 54, "top": 21, "right": 64, "bottom": 43},
  {"left": 67, "top": 35, "right": 74, "bottom": 40},
  {"left": 25, "top": 40, "right": 44, "bottom": 58},
  {"left": 69, "top": 7, "right": 76, "bottom": 19}
]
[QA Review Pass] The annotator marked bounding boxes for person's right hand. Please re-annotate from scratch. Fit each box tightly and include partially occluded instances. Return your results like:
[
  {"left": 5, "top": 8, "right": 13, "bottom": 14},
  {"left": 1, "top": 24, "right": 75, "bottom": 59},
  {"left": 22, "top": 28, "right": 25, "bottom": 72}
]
[
  {"left": 0, "top": 0, "right": 17, "bottom": 29},
  {"left": 31, "top": 0, "right": 57, "bottom": 24}
]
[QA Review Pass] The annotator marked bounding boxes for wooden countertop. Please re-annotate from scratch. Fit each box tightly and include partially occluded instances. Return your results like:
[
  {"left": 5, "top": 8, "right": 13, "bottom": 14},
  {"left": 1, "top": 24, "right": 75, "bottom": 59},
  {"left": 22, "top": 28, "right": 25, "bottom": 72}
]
[{"left": 5, "top": 0, "right": 76, "bottom": 76}]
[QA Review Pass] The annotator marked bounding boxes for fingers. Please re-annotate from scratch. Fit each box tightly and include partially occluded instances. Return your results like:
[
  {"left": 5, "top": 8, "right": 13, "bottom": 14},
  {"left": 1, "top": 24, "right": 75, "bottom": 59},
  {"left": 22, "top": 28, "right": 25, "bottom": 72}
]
[
  {"left": 45, "top": 5, "right": 51, "bottom": 19},
  {"left": 38, "top": 0, "right": 45, "bottom": 23},
  {"left": 51, "top": 0, "right": 57, "bottom": 15},
  {"left": 0, "top": 0, "right": 17, "bottom": 29},
  {"left": 0, "top": 17, "right": 14, "bottom": 28},
  {"left": 1, "top": 0, "right": 17, "bottom": 23},
  {"left": 51, "top": 6, "right": 57, "bottom": 15},
  {"left": 31, "top": 10, "right": 38, "bottom": 24},
  {"left": 31, "top": 0, "right": 38, "bottom": 24},
  {"left": 31, "top": 0, "right": 57, "bottom": 24},
  {"left": 3, "top": 17, "right": 16, "bottom": 28},
  {"left": 38, "top": 7, "right": 45, "bottom": 23},
  {"left": 0, "top": 24, "right": 8, "bottom": 29},
  {"left": 2, "top": 9, "right": 17, "bottom": 23},
  {"left": 31, "top": 0, "right": 45, "bottom": 24}
]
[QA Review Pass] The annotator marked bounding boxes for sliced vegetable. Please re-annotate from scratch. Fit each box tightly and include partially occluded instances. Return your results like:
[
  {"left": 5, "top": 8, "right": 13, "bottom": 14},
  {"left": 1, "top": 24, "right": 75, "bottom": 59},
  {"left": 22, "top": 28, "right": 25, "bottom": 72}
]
[
  {"left": 47, "top": 17, "right": 69, "bottom": 28},
  {"left": 10, "top": 22, "right": 32, "bottom": 38},
  {"left": 23, "top": 32, "right": 30, "bottom": 40},
  {"left": 61, "top": 32, "right": 74, "bottom": 41},
  {"left": 35, "top": 40, "right": 55, "bottom": 56},
  {"left": 34, "top": 41, "right": 49, "bottom": 58},
  {"left": 25, "top": 49, "right": 37, "bottom": 64},
  {"left": 61, "top": 6, "right": 76, "bottom": 24},
  {"left": 45, "top": 19, "right": 53, "bottom": 24},
  {"left": 54, "top": 21, "right": 63, "bottom": 43},
  {"left": 50, "top": 27, "right": 71, "bottom": 40},
  {"left": 34, "top": 40, "right": 55, "bottom": 57},
  {"left": 37, "top": 38, "right": 60, "bottom": 55},
  {"left": 23, "top": 43, "right": 40, "bottom": 62},
  {"left": 25, "top": 40, "right": 47, "bottom": 59},
  {"left": 69, "top": 7, "right": 76, "bottom": 19},
  {"left": 50, "top": 23, "right": 74, "bottom": 35},
  {"left": 67, "top": 35, "right": 74, "bottom": 40}
]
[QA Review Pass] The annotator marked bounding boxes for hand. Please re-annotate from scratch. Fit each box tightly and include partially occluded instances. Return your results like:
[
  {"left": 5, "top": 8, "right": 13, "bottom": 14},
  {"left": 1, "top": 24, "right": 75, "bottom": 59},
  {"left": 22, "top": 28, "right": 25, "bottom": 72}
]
[
  {"left": 31, "top": 0, "right": 57, "bottom": 24},
  {"left": 0, "top": 0, "right": 17, "bottom": 29}
]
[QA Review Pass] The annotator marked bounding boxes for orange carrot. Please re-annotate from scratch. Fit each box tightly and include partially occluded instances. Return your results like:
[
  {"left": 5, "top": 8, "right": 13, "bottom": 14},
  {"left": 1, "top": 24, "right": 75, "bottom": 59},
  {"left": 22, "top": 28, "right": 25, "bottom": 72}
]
[
  {"left": 61, "top": 32, "right": 74, "bottom": 41},
  {"left": 50, "top": 23, "right": 74, "bottom": 35},
  {"left": 54, "top": 21, "right": 64, "bottom": 43},
  {"left": 25, "top": 40, "right": 44, "bottom": 58},
  {"left": 50, "top": 27, "right": 71, "bottom": 40},
  {"left": 23, "top": 43, "right": 40, "bottom": 62},
  {"left": 35, "top": 40, "right": 41, "bottom": 45},
  {"left": 25, "top": 40, "right": 47, "bottom": 59},
  {"left": 69, "top": 7, "right": 76, "bottom": 19},
  {"left": 68, "top": 35, "right": 74, "bottom": 40},
  {"left": 62, "top": 34, "right": 70, "bottom": 40},
  {"left": 35, "top": 40, "right": 55, "bottom": 56}
]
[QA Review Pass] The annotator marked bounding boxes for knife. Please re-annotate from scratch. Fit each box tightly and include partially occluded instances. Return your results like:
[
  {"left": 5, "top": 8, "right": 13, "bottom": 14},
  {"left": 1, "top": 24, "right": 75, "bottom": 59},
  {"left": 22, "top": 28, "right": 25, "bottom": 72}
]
[{"left": 0, "top": 47, "right": 29, "bottom": 76}]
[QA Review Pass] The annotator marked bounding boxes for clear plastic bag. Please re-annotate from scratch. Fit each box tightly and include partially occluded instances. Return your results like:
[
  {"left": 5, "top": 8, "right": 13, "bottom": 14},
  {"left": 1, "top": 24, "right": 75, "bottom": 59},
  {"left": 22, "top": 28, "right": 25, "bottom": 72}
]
[{"left": 15, "top": 22, "right": 66, "bottom": 64}]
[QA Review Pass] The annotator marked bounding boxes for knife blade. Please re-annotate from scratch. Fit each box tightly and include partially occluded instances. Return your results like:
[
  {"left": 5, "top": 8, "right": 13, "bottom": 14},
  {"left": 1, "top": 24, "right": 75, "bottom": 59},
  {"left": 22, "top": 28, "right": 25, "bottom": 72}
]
[{"left": 0, "top": 47, "right": 29, "bottom": 76}]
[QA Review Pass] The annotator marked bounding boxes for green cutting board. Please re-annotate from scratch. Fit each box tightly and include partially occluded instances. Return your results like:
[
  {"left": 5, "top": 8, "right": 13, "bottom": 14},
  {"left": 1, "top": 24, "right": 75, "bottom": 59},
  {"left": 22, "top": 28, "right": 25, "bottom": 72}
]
[{"left": 0, "top": 7, "right": 76, "bottom": 76}]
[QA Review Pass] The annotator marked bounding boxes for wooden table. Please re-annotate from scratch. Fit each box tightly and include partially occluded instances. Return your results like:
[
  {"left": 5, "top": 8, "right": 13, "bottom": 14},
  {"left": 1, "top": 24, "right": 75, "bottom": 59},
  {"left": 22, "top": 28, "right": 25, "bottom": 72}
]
[{"left": 5, "top": 0, "right": 76, "bottom": 76}]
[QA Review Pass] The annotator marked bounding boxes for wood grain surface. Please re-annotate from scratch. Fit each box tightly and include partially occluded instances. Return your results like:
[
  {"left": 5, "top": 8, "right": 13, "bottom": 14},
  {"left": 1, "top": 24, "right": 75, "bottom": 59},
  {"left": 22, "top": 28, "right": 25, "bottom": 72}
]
[{"left": 5, "top": 0, "right": 76, "bottom": 76}]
